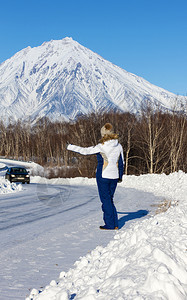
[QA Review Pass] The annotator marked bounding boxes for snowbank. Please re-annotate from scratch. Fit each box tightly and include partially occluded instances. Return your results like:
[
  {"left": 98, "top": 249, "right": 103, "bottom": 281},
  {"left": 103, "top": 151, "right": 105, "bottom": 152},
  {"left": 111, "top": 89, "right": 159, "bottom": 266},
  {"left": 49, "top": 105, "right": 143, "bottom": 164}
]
[
  {"left": 27, "top": 172, "right": 187, "bottom": 300},
  {"left": 121, "top": 171, "right": 187, "bottom": 205},
  {"left": 0, "top": 163, "right": 7, "bottom": 170},
  {"left": 0, "top": 177, "right": 23, "bottom": 194},
  {"left": 31, "top": 176, "right": 95, "bottom": 186}
]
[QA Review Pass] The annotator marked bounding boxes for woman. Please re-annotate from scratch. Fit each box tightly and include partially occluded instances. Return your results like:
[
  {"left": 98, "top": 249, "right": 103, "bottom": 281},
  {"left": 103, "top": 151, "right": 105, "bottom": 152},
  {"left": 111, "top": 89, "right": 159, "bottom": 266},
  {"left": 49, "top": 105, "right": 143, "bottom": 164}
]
[{"left": 67, "top": 123, "right": 124, "bottom": 230}]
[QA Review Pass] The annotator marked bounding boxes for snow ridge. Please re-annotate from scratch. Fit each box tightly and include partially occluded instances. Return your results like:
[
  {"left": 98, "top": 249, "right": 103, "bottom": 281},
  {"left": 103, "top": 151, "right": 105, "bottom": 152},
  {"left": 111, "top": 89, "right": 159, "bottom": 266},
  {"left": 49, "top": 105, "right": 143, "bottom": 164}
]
[{"left": 0, "top": 37, "right": 185, "bottom": 123}]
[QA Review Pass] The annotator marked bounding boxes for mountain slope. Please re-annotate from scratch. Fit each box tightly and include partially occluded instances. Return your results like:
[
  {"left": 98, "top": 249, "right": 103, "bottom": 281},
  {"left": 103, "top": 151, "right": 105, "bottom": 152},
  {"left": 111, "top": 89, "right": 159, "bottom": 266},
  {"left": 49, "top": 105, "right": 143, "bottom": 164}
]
[{"left": 0, "top": 37, "right": 185, "bottom": 122}]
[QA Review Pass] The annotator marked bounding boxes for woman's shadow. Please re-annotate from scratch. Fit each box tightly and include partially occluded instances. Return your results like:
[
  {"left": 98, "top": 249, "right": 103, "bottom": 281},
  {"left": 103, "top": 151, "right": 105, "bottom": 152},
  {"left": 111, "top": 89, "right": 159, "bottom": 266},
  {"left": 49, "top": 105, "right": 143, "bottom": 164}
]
[{"left": 118, "top": 210, "right": 149, "bottom": 229}]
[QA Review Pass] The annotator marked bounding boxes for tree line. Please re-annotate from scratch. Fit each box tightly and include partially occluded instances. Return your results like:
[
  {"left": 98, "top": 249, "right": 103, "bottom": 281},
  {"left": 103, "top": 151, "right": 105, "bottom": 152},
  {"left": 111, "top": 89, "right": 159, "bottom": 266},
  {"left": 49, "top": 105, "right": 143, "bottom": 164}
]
[{"left": 0, "top": 104, "right": 186, "bottom": 177}]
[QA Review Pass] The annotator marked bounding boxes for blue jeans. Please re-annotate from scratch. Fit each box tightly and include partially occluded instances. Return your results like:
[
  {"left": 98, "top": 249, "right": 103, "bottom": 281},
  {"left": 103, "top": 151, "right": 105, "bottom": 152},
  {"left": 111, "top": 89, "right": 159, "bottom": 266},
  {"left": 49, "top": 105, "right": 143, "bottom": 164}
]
[{"left": 96, "top": 177, "right": 118, "bottom": 228}]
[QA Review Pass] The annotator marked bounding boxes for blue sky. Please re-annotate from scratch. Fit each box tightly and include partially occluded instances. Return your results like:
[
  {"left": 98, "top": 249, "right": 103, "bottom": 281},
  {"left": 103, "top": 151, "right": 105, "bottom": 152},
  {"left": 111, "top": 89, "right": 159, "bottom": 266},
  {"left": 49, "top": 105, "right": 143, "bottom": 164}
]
[{"left": 0, "top": 0, "right": 187, "bottom": 95}]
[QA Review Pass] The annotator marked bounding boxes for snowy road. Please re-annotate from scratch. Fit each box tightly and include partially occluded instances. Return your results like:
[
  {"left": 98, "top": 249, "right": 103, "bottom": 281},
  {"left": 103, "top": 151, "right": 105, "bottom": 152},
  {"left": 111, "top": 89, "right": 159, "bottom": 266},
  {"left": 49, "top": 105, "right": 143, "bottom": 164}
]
[
  {"left": 0, "top": 182, "right": 97, "bottom": 245},
  {"left": 0, "top": 177, "right": 162, "bottom": 299}
]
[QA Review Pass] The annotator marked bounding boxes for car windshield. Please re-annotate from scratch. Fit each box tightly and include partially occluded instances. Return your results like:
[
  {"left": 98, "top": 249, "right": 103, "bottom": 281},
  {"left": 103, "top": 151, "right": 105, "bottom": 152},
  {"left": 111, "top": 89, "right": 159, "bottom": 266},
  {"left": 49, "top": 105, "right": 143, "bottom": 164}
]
[{"left": 11, "top": 168, "right": 27, "bottom": 173}]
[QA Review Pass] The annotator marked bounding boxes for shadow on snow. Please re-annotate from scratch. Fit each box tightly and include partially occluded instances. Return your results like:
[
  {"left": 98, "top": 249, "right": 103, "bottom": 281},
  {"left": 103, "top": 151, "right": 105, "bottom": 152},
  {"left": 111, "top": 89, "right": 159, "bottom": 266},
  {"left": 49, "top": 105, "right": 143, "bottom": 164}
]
[{"left": 117, "top": 209, "right": 149, "bottom": 229}]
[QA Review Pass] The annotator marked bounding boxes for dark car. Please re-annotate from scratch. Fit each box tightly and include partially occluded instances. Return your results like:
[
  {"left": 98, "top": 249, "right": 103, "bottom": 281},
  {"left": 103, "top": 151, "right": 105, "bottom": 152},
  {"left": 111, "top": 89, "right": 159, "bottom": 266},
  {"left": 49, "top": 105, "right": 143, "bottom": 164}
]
[{"left": 5, "top": 167, "right": 30, "bottom": 184}]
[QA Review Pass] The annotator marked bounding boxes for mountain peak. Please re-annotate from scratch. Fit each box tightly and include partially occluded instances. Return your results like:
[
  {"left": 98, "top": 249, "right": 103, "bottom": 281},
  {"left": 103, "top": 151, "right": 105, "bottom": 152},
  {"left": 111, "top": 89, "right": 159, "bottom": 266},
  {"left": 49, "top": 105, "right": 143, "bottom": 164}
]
[
  {"left": 62, "top": 37, "right": 74, "bottom": 42},
  {"left": 41, "top": 37, "right": 74, "bottom": 47}
]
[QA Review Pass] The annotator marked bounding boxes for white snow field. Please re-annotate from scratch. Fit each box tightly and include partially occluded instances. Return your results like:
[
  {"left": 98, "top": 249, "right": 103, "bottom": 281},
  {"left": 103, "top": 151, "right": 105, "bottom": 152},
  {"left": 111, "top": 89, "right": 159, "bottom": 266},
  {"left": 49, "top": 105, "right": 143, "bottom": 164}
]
[{"left": 0, "top": 165, "right": 186, "bottom": 300}]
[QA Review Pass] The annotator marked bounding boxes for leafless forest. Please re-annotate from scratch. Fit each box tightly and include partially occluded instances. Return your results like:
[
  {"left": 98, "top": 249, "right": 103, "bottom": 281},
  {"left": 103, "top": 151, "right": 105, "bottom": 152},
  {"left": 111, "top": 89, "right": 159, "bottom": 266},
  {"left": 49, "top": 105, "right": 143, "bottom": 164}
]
[{"left": 0, "top": 104, "right": 186, "bottom": 178}]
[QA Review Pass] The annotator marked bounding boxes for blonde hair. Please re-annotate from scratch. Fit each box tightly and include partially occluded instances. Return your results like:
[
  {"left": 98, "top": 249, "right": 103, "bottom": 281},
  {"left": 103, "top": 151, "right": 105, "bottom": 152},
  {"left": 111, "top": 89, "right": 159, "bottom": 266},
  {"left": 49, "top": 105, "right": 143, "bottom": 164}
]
[{"left": 100, "top": 133, "right": 119, "bottom": 144}]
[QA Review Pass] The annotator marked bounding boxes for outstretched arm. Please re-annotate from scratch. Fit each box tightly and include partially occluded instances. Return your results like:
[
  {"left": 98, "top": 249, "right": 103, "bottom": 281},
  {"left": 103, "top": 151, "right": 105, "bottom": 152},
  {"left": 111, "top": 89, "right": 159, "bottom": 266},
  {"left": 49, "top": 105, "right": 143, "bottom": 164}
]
[{"left": 67, "top": 144, "right": 101, "bottom": 155}]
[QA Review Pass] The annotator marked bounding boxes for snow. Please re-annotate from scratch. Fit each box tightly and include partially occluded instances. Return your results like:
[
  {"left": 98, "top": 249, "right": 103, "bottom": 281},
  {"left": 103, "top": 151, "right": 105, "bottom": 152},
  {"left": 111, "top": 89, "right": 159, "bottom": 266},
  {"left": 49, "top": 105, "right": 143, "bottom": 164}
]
[
  {"left": 0, "top": 164, "right": 186, "bottom": 299},
  {"left": 0, "top": 177, "right": 23, "bottom": 194},
  {"left": 0, "top": 163, "right": 6, "bottom": 169}
]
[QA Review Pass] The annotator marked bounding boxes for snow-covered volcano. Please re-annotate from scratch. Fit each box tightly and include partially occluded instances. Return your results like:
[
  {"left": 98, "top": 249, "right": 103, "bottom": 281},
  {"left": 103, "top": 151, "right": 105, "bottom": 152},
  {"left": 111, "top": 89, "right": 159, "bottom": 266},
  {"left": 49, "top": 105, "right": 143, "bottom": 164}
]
[{"left": 0, "top": 37, "right": 184, "bottom": 122}]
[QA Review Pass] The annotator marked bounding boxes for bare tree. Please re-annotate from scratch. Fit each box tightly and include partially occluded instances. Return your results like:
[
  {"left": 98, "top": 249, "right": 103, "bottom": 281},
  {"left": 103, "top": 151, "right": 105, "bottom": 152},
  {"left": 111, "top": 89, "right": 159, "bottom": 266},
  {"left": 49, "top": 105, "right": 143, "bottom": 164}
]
[
  {"left": 167, "top": 109, "right": 186, "bottom": 172},
  {"left": 136, "top": 104, "right": 170, "bottom": 174}
]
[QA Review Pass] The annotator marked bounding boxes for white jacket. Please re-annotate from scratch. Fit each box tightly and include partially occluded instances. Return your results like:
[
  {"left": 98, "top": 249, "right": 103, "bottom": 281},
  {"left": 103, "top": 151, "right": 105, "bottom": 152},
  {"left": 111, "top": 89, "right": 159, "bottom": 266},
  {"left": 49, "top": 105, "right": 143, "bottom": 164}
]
[{"left": 67, "top": 139, "right": 124, "bottom": 179}]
